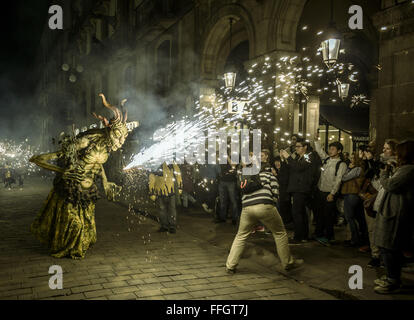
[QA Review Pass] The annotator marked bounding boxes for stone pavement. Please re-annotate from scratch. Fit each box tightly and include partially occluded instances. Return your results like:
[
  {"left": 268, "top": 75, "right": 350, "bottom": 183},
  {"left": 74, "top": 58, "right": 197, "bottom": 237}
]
[
  {"left": 173, "top": 204, "right": 414, "bottom": 300},
  {"left": 0, "top": 178, "right": 333, "bottom": 300}
]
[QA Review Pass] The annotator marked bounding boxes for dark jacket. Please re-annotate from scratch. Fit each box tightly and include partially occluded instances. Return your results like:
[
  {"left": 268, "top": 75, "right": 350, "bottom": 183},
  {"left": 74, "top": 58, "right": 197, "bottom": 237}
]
[
  {"left": 278, "top": 161, "right": 290, "bottom": 201},
  {"left": 286, "top": 154, "right": 314, "bottom": 194},
  {"left": 364, "top": 159, "right": 380, "bottom": 180},
  {"left": 278, "top": 162, "right": 289, "bottom": 189},
  {"left": 374, "top": 165, "right": 414, "bottom": 250},
  {"left": 218, "top": 164, "right": 237, "bottom": 183},
  {"left": 309, "top": 151, "right": 322, "bottom": 191},
  {"left": 180, "top": 164, "right": 195, "bottom": 193},
  {"left": 197, "top": 164, "right": 220, "bottom": 180}
]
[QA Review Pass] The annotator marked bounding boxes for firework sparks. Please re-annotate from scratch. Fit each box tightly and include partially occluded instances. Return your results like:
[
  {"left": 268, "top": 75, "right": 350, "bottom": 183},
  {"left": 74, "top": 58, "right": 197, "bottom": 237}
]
[
  {"left": 350, "top": 95, "right": 370, "bottom": 108},
  {"left": 0, "top": 138, "right": 42, "bottom": 175}
]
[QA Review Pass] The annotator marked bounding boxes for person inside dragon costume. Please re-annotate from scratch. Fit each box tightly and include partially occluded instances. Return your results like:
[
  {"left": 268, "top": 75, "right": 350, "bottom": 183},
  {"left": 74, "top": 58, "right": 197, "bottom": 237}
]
[{"left": 29, "top": 93, "right": 133, "bottom": 259}]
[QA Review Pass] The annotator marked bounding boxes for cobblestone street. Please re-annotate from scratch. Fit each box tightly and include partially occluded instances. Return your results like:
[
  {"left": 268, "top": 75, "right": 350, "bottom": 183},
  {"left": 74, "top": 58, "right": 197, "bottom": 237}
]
[{"left": 0, "top": 178, "right": 332, "bottom": 300}]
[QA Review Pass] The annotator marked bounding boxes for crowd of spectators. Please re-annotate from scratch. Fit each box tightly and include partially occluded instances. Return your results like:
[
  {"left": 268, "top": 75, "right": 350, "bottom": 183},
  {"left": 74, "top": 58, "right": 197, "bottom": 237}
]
[{"left": 148, "top": 134, "right": 414, "bottom": 295}]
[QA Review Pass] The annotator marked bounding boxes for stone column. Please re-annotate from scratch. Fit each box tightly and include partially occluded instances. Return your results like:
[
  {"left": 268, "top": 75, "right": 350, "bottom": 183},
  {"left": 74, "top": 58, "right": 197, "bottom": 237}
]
[
  {"left": 306, "top": 95, "right": 320, "bottom": 142},
  {"left": 372, "top": 2, "right": 414, "bottom": 145}
]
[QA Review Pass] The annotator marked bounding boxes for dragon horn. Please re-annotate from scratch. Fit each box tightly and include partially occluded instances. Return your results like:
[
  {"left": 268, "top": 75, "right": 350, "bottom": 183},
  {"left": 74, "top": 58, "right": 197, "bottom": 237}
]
[
  {"left": 123, "top": 110, "right": 128, "bottom": 123},
  {"left": 92, "top": 112, "right": 110, "bottom": 127},
  {"left": 99, "top": 93, "right": 121, "bottom": 124}
]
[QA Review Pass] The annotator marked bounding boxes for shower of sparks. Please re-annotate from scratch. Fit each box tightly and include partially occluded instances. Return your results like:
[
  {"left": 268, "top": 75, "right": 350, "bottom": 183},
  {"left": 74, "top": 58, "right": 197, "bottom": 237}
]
[
  {"left": 124, "top": 33, "right": 371, "bottom": 171},
  {"left": 0, "top": 138, "right": 42, "bottom": 175}
]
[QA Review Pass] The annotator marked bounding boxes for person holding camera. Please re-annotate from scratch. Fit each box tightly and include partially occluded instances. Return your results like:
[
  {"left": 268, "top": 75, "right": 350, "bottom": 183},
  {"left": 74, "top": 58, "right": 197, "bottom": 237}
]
[
  {"left": 373, "top": 140, "right": 414, "bottom": 294},
  {"left": 280, "top": 139, "right": 314, "bottom": 243}
]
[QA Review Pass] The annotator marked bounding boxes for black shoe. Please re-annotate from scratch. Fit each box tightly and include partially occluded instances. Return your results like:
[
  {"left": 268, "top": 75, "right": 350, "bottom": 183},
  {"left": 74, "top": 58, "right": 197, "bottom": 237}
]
[
  {"left": 168, "top": 228, "right": 176, "bottom": 234},
  {"left": 232, "top": 219, "right": 238, "bottom": 225},
  {"left": 225, "top": 267, "right": 236, "bottom": 274},
  {"left": 285, "top": 259, "right": 305, "bottom": 271},
  {"left": 157, "top": 227, "right": 168, "bottom": 232},
  {"left": 374, "top": 279, "right": 401, "bottom": 294},
  {"left": 214, "top": 219, "right": 226, "bottom": 224},
  {"left": 368, "top": 257, "right": 381, "bottom": 268}
]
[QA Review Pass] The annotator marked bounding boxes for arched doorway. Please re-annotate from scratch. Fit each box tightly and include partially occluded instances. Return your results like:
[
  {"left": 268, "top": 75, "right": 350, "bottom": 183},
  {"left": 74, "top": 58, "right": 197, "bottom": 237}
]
[{"left": 200, "top": 4, "right": 256, "bottom": 83}]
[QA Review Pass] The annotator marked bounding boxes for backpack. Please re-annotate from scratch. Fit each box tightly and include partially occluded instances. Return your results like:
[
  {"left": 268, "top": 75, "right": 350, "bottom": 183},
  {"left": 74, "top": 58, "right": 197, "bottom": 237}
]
[
  {"left": 239, "top": 173, "right": 263, "bottom": 195},
  {"left": 323, "top": 158, "right": 345, "bottom": 176}
]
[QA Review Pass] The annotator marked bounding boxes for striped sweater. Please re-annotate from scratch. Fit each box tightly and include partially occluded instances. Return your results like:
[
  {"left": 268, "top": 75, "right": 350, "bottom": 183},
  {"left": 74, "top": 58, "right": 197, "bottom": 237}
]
[{"left": 241, "top": 169, "right": 279, "bottom": 208}]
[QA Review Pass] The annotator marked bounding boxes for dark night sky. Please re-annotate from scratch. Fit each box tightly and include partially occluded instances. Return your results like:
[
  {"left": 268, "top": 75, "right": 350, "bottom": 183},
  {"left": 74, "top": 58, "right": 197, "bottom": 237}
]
[{"left": 0, "top": 1, "right": 49, "bottom": 139}]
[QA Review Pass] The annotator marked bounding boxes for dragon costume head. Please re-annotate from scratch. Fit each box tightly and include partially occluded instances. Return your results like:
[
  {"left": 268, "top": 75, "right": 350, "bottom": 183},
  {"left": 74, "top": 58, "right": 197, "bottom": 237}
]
[{"left": 93, "top": 93, "right": 129, "bottom": 151}]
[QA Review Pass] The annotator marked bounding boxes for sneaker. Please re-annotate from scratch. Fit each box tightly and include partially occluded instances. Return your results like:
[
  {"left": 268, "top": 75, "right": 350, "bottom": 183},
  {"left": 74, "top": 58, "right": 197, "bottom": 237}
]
[
  {"left": 225, "top": 267, "right": 236, "bottom": 274},
  {"left": 157, "top": 227, "right": 168, "bottom": 232},
  {"left": 374, "top": 275, "right": 388, "bottom": 286},
  {"left": 315, "top": 237, "right": 330, "bottom": 246},
  {"left": 367, "top": 257, "right": 381, "bottom": 268},
  {"left": 285, "top": 259, "right": 304, "bottom": 271},
  {"left": 374, "top": 279, "right": 401, "bottom": 294},
  {"left": 202, "top": 203, "right": 213, "bottom": 214}
]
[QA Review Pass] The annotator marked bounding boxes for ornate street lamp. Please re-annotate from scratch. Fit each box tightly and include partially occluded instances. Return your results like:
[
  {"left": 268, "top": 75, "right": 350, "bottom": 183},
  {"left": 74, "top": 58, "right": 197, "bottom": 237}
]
[
  {"left": 321, "top": 38, "right": 341, "bottom": 68},
  {"left": 321, "top": 0, "right": 341, "bottom": 68},
  {"left": 337, "top": 80, "right": 350, "bottom": 101},
  {"left": 224, "top": 70, "right": 236, "bottom": 90},
  {"left": 224, "top": 18, "right": 236, "bottom": 91}
]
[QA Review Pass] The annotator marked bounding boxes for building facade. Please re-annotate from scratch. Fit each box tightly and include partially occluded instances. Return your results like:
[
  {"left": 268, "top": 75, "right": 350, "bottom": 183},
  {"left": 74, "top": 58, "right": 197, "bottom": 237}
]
[{"left": 35, "top": 0, "right": 414, "bottom": 154}]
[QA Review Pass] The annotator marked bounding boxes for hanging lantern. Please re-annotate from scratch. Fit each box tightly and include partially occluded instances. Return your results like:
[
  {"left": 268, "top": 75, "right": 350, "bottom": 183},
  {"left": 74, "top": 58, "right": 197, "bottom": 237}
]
[
  {"left": 321, "top": 0, "right": 342, "bottom": 68},
  {"left": 223, "top": 17, "right": 236, "bottom": 91},
  {"left": 224, "top": 71, "right": 237, "bottom": 90},
  {"left": 321, "top": 38, "right": 341, "bottom": 68},
  {"left": 337, "top": 82, "right": 350, "bottom": 100}
]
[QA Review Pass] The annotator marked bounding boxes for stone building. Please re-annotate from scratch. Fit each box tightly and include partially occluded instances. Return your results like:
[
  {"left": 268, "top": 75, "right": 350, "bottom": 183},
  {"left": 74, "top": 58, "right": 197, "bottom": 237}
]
[{"left": 35, "top": 0, "right": 414, "bottom": 155}]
